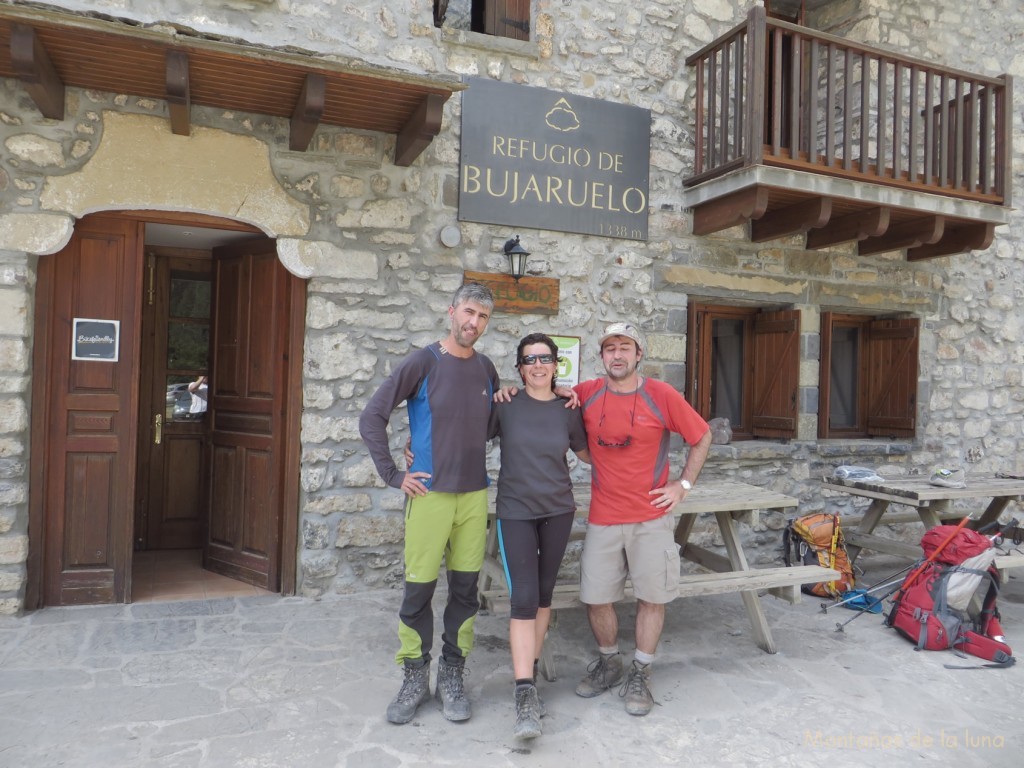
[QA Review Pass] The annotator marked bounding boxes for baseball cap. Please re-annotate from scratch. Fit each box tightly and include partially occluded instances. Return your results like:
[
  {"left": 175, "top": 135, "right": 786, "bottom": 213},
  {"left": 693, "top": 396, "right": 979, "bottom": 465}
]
[{"left": 598, "top": 321, "right": 644, "bottom": 351}]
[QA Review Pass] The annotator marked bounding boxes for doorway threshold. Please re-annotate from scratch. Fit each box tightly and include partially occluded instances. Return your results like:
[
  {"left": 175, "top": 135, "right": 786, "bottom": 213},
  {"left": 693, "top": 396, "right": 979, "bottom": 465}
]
[{"left": 132, "top": 549, "right": 272, "bottom": 603}]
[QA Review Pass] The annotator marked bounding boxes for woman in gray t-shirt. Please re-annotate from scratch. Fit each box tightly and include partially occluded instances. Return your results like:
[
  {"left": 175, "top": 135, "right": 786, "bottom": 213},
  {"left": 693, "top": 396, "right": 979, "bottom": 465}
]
[{"left": 492, "top": 333, "right": 590, "bottom": 740}]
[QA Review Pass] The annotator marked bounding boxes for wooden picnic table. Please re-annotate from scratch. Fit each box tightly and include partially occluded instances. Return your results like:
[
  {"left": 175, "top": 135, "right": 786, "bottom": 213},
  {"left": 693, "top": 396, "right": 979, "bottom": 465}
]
[
  {"left": 821, "top": 474, "right": 1024, "bottom": 568},
  {"left": 479, "top": 478, "right": 839, "bottom": 670}
]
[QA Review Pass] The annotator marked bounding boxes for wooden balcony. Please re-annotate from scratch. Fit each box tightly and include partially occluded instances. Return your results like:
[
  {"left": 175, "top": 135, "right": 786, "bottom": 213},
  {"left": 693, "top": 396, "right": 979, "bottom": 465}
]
[{"left": 682, "top": 6, "right": 1012, "bottom": 260}]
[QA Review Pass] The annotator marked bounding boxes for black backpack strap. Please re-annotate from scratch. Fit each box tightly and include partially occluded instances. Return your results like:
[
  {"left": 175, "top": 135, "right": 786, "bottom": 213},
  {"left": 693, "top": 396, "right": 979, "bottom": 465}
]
[{"left": 782, "top": 521, "right": 795, "bottom": 567}]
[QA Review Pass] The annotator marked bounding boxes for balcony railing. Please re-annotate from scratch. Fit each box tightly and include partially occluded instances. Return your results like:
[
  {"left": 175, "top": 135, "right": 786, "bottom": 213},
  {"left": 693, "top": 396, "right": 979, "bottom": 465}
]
[{"left": 685, "top": 6, "right": 1012, "bottom": 207}]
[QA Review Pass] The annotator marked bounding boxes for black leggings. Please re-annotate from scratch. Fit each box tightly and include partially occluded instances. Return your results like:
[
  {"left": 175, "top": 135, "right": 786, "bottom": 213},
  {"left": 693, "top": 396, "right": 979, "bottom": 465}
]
[{"left": 496, "top": 512, "right": 574, "bottom": 620}]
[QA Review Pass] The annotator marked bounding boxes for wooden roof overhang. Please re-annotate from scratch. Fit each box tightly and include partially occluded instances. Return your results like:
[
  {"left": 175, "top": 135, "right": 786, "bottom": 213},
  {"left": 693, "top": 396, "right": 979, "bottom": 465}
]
[
  {"left": 683, "top": 165, "right": 1010, "bottom": 261},
  {"left": 0, "top": 5, "right": 461, "bottom": 166}
]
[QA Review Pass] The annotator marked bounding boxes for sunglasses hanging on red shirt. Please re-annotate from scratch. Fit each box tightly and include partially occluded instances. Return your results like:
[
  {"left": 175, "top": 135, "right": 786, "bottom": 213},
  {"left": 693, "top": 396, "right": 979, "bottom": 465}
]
[{"left": 596, "top": 388, "right": 638, "bottom": 448}]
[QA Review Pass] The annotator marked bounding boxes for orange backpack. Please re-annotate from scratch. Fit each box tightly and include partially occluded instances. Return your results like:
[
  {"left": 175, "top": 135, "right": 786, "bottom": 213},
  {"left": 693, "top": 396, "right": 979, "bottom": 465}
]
[{"left": 783, "top": 512, "right": 856, "bottom": 598}]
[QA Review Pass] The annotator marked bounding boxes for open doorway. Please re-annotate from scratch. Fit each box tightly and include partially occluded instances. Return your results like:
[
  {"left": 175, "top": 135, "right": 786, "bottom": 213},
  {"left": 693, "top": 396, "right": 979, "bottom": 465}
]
[
  {"left": 27, "top": 212, "right": 305, "bottom": 609},
  {"left": 132, "top": 221, "right": 272, "bottom": 602}
]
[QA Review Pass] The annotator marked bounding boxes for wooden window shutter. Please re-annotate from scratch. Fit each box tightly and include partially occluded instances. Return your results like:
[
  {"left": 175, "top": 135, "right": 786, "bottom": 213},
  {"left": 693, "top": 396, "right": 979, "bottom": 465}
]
[
  {"left": 685, "top": 303, "right": 710, "bottom": 418},
  {"left": 866, "top": 317, "right": 919, "bottom": 437},
  {"left": 751, "top": 309, "right": 800, "bottom": 439},
  {"left": 818, "top": 311, "right": 834, "bottom": 439},
  {"left": 483, "top": 0, "right": 531, "bottom": 40}
]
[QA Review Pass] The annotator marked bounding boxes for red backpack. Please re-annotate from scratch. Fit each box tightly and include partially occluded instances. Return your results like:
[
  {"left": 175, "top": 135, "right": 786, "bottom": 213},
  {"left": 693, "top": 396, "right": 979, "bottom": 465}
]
[{"left": 885, "top": 526, "right": 1014, "bottom": 667}]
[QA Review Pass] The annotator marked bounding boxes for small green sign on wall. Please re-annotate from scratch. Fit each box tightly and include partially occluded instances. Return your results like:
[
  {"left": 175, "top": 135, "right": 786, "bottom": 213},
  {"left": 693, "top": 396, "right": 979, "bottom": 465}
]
[{"left": 551, "top": 335, "right": 581, "bottom": 388}]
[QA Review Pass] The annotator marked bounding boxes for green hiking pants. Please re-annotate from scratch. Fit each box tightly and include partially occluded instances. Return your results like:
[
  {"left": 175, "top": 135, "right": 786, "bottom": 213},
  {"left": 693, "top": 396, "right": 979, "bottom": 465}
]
[{"left": 396, "top": 489, "right": 488, "bottom": 664}]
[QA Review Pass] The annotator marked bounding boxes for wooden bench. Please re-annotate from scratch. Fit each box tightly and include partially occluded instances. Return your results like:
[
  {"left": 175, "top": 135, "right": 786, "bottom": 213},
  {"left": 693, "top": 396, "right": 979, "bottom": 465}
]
[
  {"left": 479, "top": 479, "right": 841, "bottom": 677},
  {"left": 993, "top": 553, "right": 1024, "bottom": 576},
  {"left": 481, "top": 565, "right": 840, "bottom": 614}
]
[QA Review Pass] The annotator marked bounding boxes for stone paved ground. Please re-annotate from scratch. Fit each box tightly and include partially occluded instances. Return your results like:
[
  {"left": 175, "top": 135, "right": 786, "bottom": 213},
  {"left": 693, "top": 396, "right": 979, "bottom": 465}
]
[{"left": 1, "top": 553, "right": 1022, "bottom": 768}]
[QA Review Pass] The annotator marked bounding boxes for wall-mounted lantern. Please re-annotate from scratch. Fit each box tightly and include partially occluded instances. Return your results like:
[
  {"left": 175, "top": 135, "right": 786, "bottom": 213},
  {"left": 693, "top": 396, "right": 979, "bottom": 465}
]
[{"left": 503, "top": 236, "right": 530, "bottom": 281}]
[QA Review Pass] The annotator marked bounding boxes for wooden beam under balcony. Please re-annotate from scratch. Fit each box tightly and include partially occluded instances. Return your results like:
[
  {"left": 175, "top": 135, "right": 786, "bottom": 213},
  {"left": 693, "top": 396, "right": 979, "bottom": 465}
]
[
  {"left": 859, "top": 215, "right": 945, "bottom": 257},
  {"left": 750, "top": 197, "right": 832, "bottom": 243},
  {"left": 692, "top": 187, "right": 769, "bottom": 236},
  {"left": 289, "top": 73, "right": 325, "bottom": 151},
  {"left": 394, "top": 93, "right": 444, "bottom": 167},
  {"left": 805, "top": 206, "right": 890, "bottom": 250},
  {"left": 907, "top": 222, "right": 994, "bottom": 261},
  {"left": 165, "top": 50, "right": 190, "bottom": 136},
  {"left": 10, "top": 23, "right": 65, "bottom": 119}
]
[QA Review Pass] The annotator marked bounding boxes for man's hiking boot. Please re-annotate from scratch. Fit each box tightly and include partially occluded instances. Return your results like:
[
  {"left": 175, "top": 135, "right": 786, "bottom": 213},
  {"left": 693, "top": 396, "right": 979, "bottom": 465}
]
[
  {"left": 619, "top": 660, "right": 654, "bottom": 716},
  {"left": 386, "top": 658, "right": 431, "bottom": 724},
  {"left": 574, "top": 652, "right": 623, "bottom": 697},
  {"left": 435, "top": 656, "right": 472, "bottom": 721},
  {"left": 512, "top": 684, "right": 542, "bottom": 740}
]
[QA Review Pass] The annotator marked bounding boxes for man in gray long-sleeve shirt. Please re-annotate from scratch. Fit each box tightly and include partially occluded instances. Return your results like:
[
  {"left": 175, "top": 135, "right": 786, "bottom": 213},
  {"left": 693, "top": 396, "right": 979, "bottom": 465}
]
[{"left": 359, "top": 283, "right": 499, "bottom": 726}]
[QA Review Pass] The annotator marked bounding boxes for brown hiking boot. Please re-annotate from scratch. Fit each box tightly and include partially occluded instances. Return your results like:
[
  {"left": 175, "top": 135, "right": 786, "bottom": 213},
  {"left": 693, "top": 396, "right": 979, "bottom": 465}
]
[
  {"left": 619, "top": 660, "right": 654, "bottom": 716},
  {"left": 574, "top": 652, "right": 623, "bottom": 698}
]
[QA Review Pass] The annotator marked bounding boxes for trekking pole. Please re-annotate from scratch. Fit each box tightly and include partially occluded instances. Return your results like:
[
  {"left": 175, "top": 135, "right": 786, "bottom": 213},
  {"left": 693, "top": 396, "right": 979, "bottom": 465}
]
[
  {"left": 834, "top": 579, "right": 907, "bottom": 633},
  {"left": 888, "top": 515, "right": 972, "bottom": 606},
  {"left": 820, "top": 575, "right": 908, "bottom": 614},
  {"left": 834, "top": 516, "right": 972, "bottom": 634},
  {"left": 819, "top": 560, "right": 916, "bottom": 614}
]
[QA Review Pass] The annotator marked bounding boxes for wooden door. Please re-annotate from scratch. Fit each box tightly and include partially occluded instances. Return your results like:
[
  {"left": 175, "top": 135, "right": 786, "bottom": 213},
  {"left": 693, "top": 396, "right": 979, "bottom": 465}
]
[
  {"left": 134, "top": 249, "right": 212, "bottom": 551},
  {"left": 204, "top": 237, "right": 299, "bottom": 590},
  {"left": 29, "top": 215, "right": 143, "bottom": 606}
]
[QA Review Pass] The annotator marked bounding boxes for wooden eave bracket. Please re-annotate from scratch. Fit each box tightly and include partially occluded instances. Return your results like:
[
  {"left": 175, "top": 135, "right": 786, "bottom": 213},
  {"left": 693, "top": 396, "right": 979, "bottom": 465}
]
[
  {"left": 10, "top": 24, "right": 65, "bottom": 120},
  {"left": 907, "top": 222, "right": 995, "bottom": 261},
  {"left": 289, "top": 73, "right": 325, "bottom": 152},
  {"left": 394, "top": 93, "right": 445, "bottom": 167},
  {"left": 859, "top": 215, "right": 945, "bottom": 257},
  {"left": 751, "top": 197, "right": 832, "bottom": 243},
  {"left": 805, "top": 206, "right": 890, "bottom": 249},
  {"left": 166, "top": 51, "right": 191, "bottom": 137},
  {"left": 692, "top": 187, "right": 769, "bottom": 236}
]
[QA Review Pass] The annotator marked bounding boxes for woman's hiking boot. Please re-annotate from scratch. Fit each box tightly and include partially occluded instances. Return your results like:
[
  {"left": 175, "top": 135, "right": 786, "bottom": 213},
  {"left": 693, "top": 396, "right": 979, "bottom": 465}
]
[
  {"left": 435, "top": 656, "right": 472, "bottom": 721},
  {"left": 386, "top": 658, "right": 431, "bottom": 724},
  {"left": 574, "top": 652, "right": 623, "bottom": 697},
  {"left": 512, "top": 683, "right": 542, "bottom": 740}
]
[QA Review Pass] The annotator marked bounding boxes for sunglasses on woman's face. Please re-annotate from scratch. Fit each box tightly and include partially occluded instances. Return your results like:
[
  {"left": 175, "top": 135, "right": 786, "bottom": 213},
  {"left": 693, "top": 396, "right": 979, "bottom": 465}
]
[{"left": 519, "top": 353, "right": 557, "bottom": 365}]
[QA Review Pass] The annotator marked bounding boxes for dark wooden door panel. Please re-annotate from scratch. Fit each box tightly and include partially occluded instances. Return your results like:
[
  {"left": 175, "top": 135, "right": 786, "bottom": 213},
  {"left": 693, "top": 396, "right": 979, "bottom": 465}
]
[
  {"left": 205, "top": 237, "right": 291, "bottom": 590},
  {"left": 134, "top": 248, "right": 211, "bottom": 553},
  {"left": 35, "top": 215, "right": 143, "bottom": 606}
]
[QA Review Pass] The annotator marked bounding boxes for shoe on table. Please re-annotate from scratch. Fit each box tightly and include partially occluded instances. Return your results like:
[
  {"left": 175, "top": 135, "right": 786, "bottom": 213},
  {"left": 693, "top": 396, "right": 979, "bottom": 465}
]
[
  {"left": 436, "top": 656, "right": 472, "bottom": 721},
  {"left": 513, "top": 684, "right": 542, "bottom": 740},
  {"left": 575, "top": 652, "right": 623, "bottom": 698},
  {"left": 386, "top": 659, "right": 431, "bottom": 724},
  {"left": 619, "top": 660, "right": 654, "bottom": 716}
]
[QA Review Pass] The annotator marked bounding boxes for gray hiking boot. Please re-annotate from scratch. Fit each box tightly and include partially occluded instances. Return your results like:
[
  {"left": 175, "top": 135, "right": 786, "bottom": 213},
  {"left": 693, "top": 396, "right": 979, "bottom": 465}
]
[
  {"left": 513, "top": 684, "right": 542, "bottom": 740},
  {"left": 619, "top": 660, "right": 654, "bottom": 716},
  {"left": 386, "top": 659, "right": 431, "bottom": 724},
  {"left": 435, "top": 656, "right": 472, "bottom": 721},
  {"left": 574, "top": 652, "right": 623, "bottom": 698},
  {"left": 533, "top": 659, "right": 546, "bottom": 717}
]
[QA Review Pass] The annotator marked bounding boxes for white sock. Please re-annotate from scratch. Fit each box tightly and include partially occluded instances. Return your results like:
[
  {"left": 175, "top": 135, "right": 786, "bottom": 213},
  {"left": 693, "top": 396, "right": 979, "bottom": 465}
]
[
  {"left": 634, "top": 650, "right": 654, "bottom": 666},
  {"left": 598, "top": 645, "right": 619, "bottom": 656}
]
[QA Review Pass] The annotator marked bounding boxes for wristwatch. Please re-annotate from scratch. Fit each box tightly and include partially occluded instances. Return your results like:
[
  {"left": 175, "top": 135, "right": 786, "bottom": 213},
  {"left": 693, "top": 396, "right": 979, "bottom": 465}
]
[{"left": 679, "top": 479, "right": 692, "bottom": 491}]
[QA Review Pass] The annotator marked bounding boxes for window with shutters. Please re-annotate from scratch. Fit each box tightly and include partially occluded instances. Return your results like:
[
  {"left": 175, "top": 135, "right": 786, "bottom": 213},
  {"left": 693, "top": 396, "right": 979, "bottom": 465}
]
[
  {"left": 686, "top": 303, "right": 800, "bottom": 441},
  {"left": 434, "top": 1, "right": 531, "bottom": 41},
  {"left": 819, "top": 313, "right": 920, "bottom": 439}
]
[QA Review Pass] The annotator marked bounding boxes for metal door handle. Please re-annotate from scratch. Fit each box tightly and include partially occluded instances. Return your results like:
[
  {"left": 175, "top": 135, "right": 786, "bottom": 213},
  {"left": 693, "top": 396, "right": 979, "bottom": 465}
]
[{"left": 153, "top": 413, "right": 162, "bottom": 445}]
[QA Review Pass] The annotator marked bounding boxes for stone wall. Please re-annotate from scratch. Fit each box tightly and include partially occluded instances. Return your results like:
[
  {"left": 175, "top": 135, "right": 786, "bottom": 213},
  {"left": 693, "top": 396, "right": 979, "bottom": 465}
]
[{"left": 0, "top": 0, "right": 1022, "bottom": 610}]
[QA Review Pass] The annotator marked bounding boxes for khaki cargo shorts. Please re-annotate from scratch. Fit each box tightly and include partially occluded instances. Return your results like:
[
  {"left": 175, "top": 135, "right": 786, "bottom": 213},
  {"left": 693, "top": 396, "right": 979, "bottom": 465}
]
[{"left": 579, "top": 512, "right": 681, "bottom": 605}]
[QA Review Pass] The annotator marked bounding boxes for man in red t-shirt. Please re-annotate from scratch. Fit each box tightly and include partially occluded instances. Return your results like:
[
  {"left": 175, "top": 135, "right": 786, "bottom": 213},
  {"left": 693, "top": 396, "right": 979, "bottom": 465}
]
[{"left": 573, "top": 321, "right": 711, "bottom": 716}]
